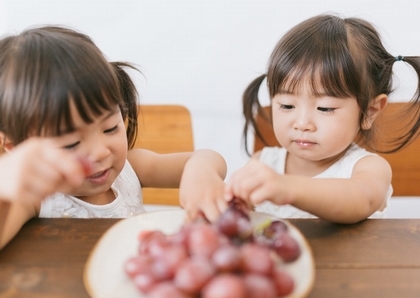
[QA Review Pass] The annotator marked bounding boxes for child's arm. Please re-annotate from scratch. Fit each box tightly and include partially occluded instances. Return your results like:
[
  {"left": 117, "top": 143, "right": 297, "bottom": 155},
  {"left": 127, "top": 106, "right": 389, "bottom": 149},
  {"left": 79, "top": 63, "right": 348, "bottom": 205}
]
[
  {"left": 0, "top": 201, "right": 37, "bottom": 249},
  {"left": 225, "top": 155, "right": 391, "bottom": 224},
  {"left": 0, "top": 138, "right": 89, "bottom": 249},
  {"left": 128, "top": 149, "right": 227, "bottom": 221}
]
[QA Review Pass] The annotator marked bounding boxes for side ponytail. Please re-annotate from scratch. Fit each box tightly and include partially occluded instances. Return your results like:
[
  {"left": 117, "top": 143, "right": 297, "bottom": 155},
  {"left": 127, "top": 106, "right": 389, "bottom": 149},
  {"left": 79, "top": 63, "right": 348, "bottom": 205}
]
[
  {"left": 375, "top": 56, "right": 420, "bottom": 153},
  {"left": 111, "top": 62, "right": 140, "bottom": 149},
  {"left": 395, "top": 56, "right": 420, "bottom": 151},
  {"left": 242, "top": 74, "right": 267, "bottom": 155}
]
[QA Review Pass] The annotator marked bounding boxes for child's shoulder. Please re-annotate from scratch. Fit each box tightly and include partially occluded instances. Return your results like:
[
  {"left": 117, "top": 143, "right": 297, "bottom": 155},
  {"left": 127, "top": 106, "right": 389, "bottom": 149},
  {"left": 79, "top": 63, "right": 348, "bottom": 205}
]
[
  {"left": 347, "top": 143, "right": 391, "bottom": 177},
  {"left": 344, "top": 143, "right": 374, "bottom": 158}
]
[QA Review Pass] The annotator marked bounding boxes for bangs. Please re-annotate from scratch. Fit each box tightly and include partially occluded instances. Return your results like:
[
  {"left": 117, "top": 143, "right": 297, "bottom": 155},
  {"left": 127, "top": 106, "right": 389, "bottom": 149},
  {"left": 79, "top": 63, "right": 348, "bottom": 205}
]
[
  {"left": 34, "top": 59, "right": 123, "bottom": 136},
  {"left": 16, "top": 28, "right": 123, "bottom": 139},
  {"left": 276, "top": 62, "right": 357, "bottom": 99},
  {"left": 44, "top": 81, "right": 121, "bottom": 137},
  {"left": 267, "top": 15, "right": 361, "bottom": 99}
]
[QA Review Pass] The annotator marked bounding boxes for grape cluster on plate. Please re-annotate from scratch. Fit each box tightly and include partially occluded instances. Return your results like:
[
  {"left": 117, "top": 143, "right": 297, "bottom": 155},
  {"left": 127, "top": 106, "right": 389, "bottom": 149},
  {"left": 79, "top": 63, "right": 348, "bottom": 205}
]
[{"left": 124, "top": 199, "right": 301, "bottom": 298}]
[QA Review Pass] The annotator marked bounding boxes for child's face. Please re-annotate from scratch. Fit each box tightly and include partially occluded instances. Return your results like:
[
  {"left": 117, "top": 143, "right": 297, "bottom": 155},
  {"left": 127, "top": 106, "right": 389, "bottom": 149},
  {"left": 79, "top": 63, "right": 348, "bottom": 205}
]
[
  {"left": 56, "top": 101, "right": 128, "bottom": 199},
  {"left": 272, "top": 81, "right": 360, "bottom": 165}
]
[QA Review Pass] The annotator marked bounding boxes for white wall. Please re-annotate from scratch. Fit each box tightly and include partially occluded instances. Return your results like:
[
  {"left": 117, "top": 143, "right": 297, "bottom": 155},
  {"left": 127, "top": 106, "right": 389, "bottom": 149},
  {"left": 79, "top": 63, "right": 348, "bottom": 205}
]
[{"left": 1, "top": 0, "right": 419, "bottom": 179}]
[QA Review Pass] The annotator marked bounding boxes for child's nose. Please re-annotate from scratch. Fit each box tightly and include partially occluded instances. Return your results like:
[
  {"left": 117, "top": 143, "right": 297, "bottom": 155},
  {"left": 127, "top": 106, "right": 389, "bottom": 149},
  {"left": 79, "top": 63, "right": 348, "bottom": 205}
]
[
  {"left": 85, "top": 139, "right": 111, "bottom": 162},
  {"left": 293, "top": 111, "right": 316, "bottom": 132}
]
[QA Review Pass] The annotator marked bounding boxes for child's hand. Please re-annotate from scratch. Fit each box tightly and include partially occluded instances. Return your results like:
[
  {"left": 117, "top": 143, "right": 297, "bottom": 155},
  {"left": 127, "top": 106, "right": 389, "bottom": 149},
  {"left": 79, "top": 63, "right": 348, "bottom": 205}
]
[
  {"left": 179, "top": 149, "right": 227, "bottom": 222},
  {"left": 224, "top": 159, "right": 288, "bottom": 207},
  {"left": 0, "top": 137, "right": 90, "bottom": 206},
  {"left": 179, "top": 171, "right": 227, "bottom": 222}
]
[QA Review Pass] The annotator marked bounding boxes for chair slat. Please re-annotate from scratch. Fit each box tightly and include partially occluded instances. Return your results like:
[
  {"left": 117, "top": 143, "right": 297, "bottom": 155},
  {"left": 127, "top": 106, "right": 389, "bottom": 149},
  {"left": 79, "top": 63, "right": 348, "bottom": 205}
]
[{"left": 134, "top": 105, "right": 194, "bottom": 205}]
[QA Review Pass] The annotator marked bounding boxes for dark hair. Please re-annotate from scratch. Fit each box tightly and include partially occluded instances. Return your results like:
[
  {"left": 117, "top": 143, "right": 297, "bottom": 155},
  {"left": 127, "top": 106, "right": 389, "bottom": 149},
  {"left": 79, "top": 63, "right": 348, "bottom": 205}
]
[
  {"left": 0, "top": 26, "right": 139, "bottom": 149},
  {"left": 243, "top": 14, "right": 420, "bottom": 155}
]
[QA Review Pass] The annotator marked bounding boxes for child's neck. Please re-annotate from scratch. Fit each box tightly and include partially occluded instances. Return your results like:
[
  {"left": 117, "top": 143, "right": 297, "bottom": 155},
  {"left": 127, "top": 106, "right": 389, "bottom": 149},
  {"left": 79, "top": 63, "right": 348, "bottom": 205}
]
[
  {"left": 285, "top": 150, "right": 347, "bottom": 177},
  {"left": 77, "top": 188, "right": 116, "bottom": 205}
]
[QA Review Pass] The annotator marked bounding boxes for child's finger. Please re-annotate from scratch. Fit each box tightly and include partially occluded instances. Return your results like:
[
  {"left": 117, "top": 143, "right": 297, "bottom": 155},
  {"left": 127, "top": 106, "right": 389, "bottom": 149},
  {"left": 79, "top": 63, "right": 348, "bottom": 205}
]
[
  {"left": 42, "top": 149, "right": 89, "bottom": 188},
  {"left": 201, "top": 204, "right": 222, "bottom": 222},
  {"left": 223, "top": 184, "right": 234, "bottom": 201},
  {"left": 248, "top": 186, "right": 270, "bottom": 205}
]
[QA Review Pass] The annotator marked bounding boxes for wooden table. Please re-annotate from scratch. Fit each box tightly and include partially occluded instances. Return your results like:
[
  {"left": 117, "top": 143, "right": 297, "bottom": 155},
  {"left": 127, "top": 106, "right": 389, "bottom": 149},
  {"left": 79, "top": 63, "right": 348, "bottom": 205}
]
[{"left": 1, "top": 217, "right": 420, "bottom": 298}]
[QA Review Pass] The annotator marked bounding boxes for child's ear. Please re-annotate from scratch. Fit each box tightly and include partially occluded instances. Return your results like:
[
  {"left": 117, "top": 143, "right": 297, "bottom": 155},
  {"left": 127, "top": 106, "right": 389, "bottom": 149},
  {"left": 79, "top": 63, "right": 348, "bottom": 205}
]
[
  {"left": 0, "top": 132, "right": 14, "bottom": 153},
  {"left": 361, "top": 94, "right": 388, "bottom": 130}
]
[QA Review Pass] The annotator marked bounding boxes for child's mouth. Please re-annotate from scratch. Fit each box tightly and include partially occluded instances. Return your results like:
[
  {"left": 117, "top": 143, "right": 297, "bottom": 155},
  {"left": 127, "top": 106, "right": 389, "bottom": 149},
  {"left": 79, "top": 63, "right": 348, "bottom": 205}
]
[
  {"left": 87, "top": 169, "right": 110, "bottom": 184},
  {"left": 294, "top": 140, "right": 317, "bottom": 148}
]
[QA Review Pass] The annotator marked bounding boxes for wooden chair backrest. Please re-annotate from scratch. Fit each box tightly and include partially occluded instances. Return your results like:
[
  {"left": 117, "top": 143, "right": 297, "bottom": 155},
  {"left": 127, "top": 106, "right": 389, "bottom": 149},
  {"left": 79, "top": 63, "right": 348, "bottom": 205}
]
[
  {"left": 254, "top": 103, "right": 420, "bottom": 196},
  {"left": 134, "top": 105, "right": 194, "bottom": 205}
]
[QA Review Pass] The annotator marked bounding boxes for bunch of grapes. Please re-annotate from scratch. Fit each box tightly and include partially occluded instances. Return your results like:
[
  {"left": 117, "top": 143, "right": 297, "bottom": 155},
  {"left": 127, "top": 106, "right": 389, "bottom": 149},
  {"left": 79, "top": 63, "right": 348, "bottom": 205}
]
[{"left": 124, "top": 199, "right": 301, "bottom": 298}]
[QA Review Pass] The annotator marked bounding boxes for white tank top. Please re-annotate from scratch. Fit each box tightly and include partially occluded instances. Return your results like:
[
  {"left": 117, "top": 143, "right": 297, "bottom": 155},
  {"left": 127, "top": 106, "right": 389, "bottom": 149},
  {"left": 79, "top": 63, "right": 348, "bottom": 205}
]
[{"left": 255, "top": 143, "right": 392, "bottom": 219}]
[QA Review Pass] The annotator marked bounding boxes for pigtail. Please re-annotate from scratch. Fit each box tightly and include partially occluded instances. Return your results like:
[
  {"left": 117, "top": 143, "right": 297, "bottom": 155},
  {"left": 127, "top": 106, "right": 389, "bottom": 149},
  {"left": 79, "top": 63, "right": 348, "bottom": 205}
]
[
  {"left": 243, "top": 74, "right": 267, "bottom": 155},
  {"left": 111, "top": 62, "right": 140, "bottom": 149},
  {"left": 375, "top": 56, "right": 420, "bottom": 154},
  {"left": 384, "top": 56, "right": 420, "bottom": 153}
]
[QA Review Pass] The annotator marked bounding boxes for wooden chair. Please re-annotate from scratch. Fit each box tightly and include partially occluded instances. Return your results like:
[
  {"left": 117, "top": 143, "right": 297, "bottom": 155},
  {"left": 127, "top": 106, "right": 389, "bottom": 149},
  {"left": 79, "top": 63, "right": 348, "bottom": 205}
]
[
  {"left": 253, "top": 103, "right": 420, "bottom": 196},
  {"left": 134, "top": 105, "right": 194, "bottom": 205}
]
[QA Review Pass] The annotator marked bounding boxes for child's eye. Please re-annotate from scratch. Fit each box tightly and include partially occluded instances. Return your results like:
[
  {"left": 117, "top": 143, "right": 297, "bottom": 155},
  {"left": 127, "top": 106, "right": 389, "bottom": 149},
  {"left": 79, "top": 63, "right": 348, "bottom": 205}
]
[
  {"left": 104, "top": 125, "right": 119, "bottom": 134},
  {"left": 63, "top": 141, "right": 80, "bottom": 150},
  {"left": 317, "top": 107, "right": 336, "bottom": 113},
  {"left": 279, "top": 104, "right": 294, "bottom": 110}
]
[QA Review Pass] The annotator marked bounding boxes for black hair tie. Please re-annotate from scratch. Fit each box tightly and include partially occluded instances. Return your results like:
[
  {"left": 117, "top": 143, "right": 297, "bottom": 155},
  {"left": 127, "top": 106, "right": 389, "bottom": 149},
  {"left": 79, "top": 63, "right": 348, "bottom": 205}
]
[{"left": 396, "top": 55, "right": 405, "bottom": 62}]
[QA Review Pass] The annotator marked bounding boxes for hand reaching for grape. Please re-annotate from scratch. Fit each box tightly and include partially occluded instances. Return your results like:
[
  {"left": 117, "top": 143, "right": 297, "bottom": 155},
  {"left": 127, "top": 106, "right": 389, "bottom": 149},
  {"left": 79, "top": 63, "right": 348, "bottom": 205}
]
[
  {"left": 179, "top": 149, "right": 228, "bottom": 223},
  {"left": 224, "top": 159, "right": 293, "bottom": 205}
]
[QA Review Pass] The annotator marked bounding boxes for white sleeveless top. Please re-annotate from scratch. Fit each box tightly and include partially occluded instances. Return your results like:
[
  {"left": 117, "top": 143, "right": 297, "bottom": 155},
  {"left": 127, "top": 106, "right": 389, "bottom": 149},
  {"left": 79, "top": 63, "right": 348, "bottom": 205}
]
[
  {"left": 39, "top": 160, "right": 146, "bottom": 218},
  {"left": 255, "top": 143, "right": 392, "bottom": 219}
]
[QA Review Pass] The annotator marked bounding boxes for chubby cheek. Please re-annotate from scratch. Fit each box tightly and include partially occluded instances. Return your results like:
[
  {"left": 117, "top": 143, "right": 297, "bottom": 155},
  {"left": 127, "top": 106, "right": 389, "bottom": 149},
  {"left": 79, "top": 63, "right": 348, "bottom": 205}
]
[
  {"left": 272, "top": 119, "right": 291, "bottom": 147},
  {"left": 323, "top": 121, "right": 359, "bottom": 151},
  {"left": 112, "top": 135, "right": 128, "bottom": 166}
]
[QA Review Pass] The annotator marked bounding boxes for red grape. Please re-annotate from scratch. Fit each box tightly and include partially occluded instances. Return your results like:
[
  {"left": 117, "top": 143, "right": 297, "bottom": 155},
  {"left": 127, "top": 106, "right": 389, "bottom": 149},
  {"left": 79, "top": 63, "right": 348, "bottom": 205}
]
[
  {"left": 211, "top": 243, "right": 242, "bottom": 272},
  {"left": 138, "top": 230, "right": 167, "bottom": 256},
  {"left": 264, "top": 220, "right": 288, "bottom": 237},
  {"left": 271, "top": 232, "right": 301, "bottom": 262},
  {"left": 173, "top": 257, "right": 216, "bottom": 294},
  {"left": 201, "top": 273, "right": 247, "bottom": 298},
  {"left": 150, "top": 256, "right": 174, "bottom": 281},
  {"left": 147, "top": 281, "right": 192, "bottom": 298},
  {"left": 244, "top": 273, "right": 277, "bottom": 298},
  {"left": 188, "top": 223, "right": 224, "bottom": 257},
  {"left": 167, "top": 225, "right": 190, "bottom": 249},
  {"left": 272, "top": 267, "right": 295, "bottom": 296},
  {"left": 214, "top": 204, "right": 253, "bottom": 241},
  {"left": 160, "top": 243, "right": 189, "bottom": 271},
  {"left": 240, "top": 243, "right": 274, "bottom": 275},
  {"left": 124, "top": 255, "right": 153, "bottom": 277},
  {"left": 132, "top": 271, "right": 157, "bottom": 293}
]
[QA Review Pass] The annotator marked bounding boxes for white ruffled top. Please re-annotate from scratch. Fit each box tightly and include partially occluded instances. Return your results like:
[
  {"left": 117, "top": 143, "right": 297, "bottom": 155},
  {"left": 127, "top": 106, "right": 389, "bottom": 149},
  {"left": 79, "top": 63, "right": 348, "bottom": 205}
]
[{"left": 39, "top": 160, "right": 146, "bottom": 218}]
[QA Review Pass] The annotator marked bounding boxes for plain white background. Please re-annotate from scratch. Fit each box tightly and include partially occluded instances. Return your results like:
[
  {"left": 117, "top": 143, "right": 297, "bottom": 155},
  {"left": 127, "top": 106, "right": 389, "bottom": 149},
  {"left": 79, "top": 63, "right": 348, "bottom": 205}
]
[{"left": 2, "top": 0, "right": 420, "bottom": 217}]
